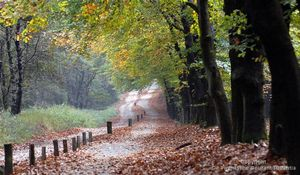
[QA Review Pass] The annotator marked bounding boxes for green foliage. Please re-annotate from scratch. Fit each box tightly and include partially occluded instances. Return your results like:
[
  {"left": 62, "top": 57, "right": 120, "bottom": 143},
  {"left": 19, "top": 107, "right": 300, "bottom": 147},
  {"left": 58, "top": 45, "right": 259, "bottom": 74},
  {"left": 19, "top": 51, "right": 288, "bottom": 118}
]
[
  {"left": 0, "top": 105, "right": 116, "bottom": 145},
  {"left": 290, "top": 10, "right": 300, "bottom": 57}
]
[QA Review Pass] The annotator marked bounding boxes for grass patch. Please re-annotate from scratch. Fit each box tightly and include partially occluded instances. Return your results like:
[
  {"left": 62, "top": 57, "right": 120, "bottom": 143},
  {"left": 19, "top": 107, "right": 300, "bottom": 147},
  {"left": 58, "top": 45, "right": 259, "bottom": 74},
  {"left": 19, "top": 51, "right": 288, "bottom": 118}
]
[{"left": 0, "top": 105, "right": 117, "bottom": 145}]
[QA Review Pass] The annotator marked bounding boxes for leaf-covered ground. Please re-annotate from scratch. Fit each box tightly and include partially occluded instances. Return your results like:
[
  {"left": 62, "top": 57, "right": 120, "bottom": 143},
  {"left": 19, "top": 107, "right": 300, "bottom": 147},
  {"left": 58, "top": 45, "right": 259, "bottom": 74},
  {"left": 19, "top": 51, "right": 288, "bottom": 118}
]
[
  {"left": 10, "top": 87, "right": 288, "bottom": 174},
  {"left": 12, "top": 117, "right": 287, "bottom": 175}
]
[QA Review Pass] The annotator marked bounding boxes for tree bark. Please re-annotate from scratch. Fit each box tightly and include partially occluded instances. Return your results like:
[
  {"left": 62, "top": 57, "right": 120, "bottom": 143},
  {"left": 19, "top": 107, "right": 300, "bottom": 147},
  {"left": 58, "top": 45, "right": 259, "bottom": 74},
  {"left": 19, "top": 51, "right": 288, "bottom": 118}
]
[
  {"left": 245, "top": 0, "right": 300, "bottom": 173},
  {"left": 224, "top": 0, "right": 266, "bottom": 143},
  {"left": 180, "top": 4, "right": 197, "bottom": 123},
  {"left": 0, "top": 39, "right": 9, "bottom": 110},
  {"left": 173, "top": 41, "right": 192, "bottom": 123},
  {"left": 198, "top": 0, "right": 232, "bottom": 144},
  {"left": 178, "top": 72, "right": 192, "bottom": 123},
  {"left": 5, "top": 27, "right": 15, "bottom": 113},
  {"left": 268, "top": 2, "right": 292, "bottom": 156},
  {"left": 11, "top": 19, "right": 23, "bottom": 115},
  {"left": 164, "top": 80, "right": 181, "bottom": 120}
]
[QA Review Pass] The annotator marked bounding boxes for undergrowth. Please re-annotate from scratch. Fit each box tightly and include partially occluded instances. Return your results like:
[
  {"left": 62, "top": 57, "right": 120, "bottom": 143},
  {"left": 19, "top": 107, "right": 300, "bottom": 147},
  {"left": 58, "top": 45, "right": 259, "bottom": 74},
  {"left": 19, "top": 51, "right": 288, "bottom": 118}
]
[{"left": 0, "top": 105, "right": 117, "bottom": 145}]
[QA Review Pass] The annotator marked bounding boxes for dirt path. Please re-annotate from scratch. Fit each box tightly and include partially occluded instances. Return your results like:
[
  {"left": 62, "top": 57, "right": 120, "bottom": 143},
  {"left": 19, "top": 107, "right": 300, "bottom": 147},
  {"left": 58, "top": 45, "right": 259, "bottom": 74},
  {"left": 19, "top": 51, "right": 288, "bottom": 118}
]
[
  {"left": 8, "top": 83, "right": 288, "bottom": 175},
  {"left": 0, "top": 83, "right": 159, "bottom": 165},
  {"left": 8, "top": 83, "right": 169, "bottom": 174},
  {"left": 82, "top": 84, "right": 162, "bottom": 160}
]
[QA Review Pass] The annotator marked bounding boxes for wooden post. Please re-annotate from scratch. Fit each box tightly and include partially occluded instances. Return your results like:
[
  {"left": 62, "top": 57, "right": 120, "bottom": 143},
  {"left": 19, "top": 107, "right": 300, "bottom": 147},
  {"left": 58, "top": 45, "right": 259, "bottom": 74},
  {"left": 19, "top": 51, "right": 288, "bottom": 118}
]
[
  {"left": 41, "top": 147, "right": 46, "bottom": 160},
  {"left": 53, "top": 140, "right": 59, "bottom": 156},
  {"left": 4, "top": 144, "right": 13, "bottom": 175},
  {"left": 77, "top": 136, "right": 81, "bottom": 148},
  {"left": 82, "top": 132, "right": 87, "bottom": 145},
  {"left": 141, "top": 114, "right": 143, "bottom": 119},
  {"left": 128, "top": 118, "right": 133, "bottom": 126},
  {"left": 63, "top": 139, "right": 68, "bottom": 153},
  {"left": 72, "top": 137, "right": 77, "bottom": 151},
  {"left": 107, "top": 121, "right": 112, "bottom": 134},
  {"left": 88, "top": 132, "right": 92, "bottom": 142},
  {"left": 29, "top": 144, "right": 35, "bottom": 166},
  {"left": 137, "top": 115, "right": 140, "bottom": 122}
]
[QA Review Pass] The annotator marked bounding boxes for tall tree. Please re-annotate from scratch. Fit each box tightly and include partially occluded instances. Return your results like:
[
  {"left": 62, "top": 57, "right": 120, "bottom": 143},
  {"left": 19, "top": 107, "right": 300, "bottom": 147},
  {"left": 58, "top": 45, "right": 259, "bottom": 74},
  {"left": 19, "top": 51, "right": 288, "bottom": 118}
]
[
  {"left": 192, "top": 0, "right": 233, "bottom": 144},
  {"left": 0, "top": 38, "right": 9, "bottom": 110},
  {"left": 10, "top": 19, "right": 24, "bottom": 115},
  {"left": 224, "top": 0, "right": 266, "bottom": 143},
  {"left": 245, "top": 0, "right": 300, "bottom": 173},
  {"left": 160, "top": 2, "right": 216, "bottom": 125}
]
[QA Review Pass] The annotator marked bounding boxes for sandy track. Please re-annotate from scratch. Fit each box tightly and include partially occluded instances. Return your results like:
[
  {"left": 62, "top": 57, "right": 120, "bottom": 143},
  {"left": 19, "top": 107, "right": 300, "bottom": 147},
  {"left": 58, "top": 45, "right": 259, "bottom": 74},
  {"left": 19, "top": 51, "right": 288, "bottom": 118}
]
[{"left": 2, "top": 83, "right": 164, "bottom": 174}]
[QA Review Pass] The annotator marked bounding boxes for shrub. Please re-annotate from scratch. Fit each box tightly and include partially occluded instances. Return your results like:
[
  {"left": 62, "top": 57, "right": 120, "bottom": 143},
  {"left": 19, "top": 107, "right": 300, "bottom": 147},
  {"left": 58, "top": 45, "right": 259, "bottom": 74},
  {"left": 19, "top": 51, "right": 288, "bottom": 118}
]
[{"left": 0, "top": 105, "right": 117, "bottom": 145}]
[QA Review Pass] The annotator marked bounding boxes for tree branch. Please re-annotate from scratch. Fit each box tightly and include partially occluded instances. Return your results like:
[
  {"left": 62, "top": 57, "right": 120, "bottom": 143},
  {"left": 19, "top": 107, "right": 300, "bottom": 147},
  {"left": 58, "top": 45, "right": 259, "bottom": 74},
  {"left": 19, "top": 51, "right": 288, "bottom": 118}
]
[{"left": 185, "top": 1, "right": 199, "bottom": 13}]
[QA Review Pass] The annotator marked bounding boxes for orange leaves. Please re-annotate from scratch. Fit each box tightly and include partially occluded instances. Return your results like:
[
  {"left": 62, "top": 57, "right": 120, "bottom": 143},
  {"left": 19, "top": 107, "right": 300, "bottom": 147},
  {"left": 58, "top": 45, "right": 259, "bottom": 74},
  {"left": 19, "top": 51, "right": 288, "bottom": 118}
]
[
  {"left": 82, "top": 3, "right": 98, "bottom": 16},
  {"left": 10, "top": 112, "right": 288, "bottom": 174},
  {"left": 112, "top": 49, "right": 130, "bottom": 70}
]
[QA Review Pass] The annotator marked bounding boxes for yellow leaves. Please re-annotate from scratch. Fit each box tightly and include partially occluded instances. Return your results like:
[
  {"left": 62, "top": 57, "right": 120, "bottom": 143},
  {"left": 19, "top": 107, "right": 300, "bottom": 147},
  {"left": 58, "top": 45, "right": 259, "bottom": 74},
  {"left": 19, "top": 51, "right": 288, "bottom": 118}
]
[
  {"left": 112, "top": 49, "right": 130, "bottom": 70},
  {"left": 20, "top": 17, "right": 48, "bottom": 43},
  {"left": 28, "top": 17, "right": 48, "bottom": 32},
  {"left": 16, "top": 34, "right": 21, "bottom": 41},
  {"left": 0, "top": 3, "right": 17, "bottom": 26},
  {"left": 0, "top": 1, "right": 49, "bottom": 43},
  {"left": 115, "top": 49, "right": 130, "bottom": 61},
  {"left": 253, "top": 55, "right": 266, "bottom": 63},
  {"left": 58, "top": 1, "right": 68, "bottom": 12}
]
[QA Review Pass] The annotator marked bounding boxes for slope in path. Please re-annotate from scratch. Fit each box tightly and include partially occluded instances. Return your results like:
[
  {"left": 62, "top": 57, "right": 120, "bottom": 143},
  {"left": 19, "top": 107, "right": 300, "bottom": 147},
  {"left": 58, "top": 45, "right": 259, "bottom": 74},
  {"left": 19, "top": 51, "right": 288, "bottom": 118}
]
[
  {"left": 0, "top": 84, "right": 159, "bottom": 165},
  {"left": 12, "top": 84, "right": 168, "bottom": 174}
]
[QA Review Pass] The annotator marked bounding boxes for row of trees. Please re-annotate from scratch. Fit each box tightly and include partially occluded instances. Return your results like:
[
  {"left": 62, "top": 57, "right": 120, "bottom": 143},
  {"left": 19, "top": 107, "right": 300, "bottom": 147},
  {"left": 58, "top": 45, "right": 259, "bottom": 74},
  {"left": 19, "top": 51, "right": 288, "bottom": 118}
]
[{"left": 88, "top": 0, "right": 299, "bottom": 173}]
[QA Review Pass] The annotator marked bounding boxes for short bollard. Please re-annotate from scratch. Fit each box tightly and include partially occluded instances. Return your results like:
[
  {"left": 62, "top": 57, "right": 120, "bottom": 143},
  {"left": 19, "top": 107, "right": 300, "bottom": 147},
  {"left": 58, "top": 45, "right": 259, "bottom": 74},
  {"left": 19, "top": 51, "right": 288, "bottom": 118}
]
[
  {"left": 82, "top": 132, "right": 87, "bottom": 145},
  {"left": 41, "top": 147, "right": 46, "bottom": 160},
  {"left": 4, "top": 144, "right": 13, "bottom": 175},
  {"left": 72, "top": 137, "right": 77, "bottom": 151},
  {"left": 53, "top": 140, "right": 59, "bottom": 156},
  {"left": 137, "top": 115, "right": 140, "bottom": 122},
  {"left": 29, "top": 144, "right": 35, "bottom": 166},
  {"left": 63, "top": 139, "right": 68, "bottom": 153},
  {"left": 77, "top": 136, "right": 81, "bottom": 148},
  {"left": 107, "top": 121, "right": 112, "bottom": 134},
  {"left": 128, "top": 118, "right": 133, "bottom": 127},
  {"left": 88, "top": 132, "right": 93, "bottom": 142}
]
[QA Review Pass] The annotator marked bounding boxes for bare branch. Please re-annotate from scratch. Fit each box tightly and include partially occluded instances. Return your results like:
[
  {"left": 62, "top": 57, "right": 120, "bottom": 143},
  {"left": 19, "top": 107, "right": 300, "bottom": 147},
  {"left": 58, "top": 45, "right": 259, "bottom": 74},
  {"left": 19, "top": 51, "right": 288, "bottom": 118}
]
[{"left": 23, "top": 35, "right": 41, "bottom": 65}]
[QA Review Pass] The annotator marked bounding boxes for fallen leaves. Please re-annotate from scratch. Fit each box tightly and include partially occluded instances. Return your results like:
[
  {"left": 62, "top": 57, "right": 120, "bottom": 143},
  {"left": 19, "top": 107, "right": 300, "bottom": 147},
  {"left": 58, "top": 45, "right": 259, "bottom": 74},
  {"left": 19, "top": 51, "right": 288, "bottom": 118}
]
[
  {"left": 7, "top": 118, "right": 288, "bottom": 175},
  {"left": 5, "top": 89, "right": 288, "bottom": 175}
]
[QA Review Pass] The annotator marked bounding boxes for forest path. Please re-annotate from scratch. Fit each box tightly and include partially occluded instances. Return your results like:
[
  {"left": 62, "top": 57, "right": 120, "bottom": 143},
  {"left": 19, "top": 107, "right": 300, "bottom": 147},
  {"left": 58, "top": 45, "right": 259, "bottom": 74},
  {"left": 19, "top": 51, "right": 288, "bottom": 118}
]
[
  {"left": 0, "top": 83, "right": 161, "bottom": 165},
  {"left": 10, "top": 83, "right": 176, "bottom": 174},
  {"left": 8, "top": 83, "right": 287, "bottom": 175}
]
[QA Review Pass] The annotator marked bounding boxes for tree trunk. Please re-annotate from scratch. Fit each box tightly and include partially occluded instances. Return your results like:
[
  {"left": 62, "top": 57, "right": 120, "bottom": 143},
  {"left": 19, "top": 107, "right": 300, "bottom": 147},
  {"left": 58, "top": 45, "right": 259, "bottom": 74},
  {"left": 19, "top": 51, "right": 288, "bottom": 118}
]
[
  {"left": 11, "top": 19, "right": 23, "bottom": 115},
  {"left": 268, "top": 2, "right": 292, "bottom": 156},
  {"left": 5, "top": 27, "right": 16, "bottom": 113},
  {"left": 199, "top": 68, "right": 217, "bottom": 127},
  {"left": 224, "top": 0, "right": 266, "bottom": 143},
  {"left": 179, "top": 72, "right": 192, "bottom": 123},
  {"left": 180, "top": 4, "right": 197, "bottom": 123},
  {"left": 198, "top": 0, "right": 232, "bottom": 144},
  {"left": 230, "top": 75, "right": 244, "bottom": 142},
  {"left": 205, "top": 94, "right": 217, "bottom": 127},
  {"left": 0, "top": 39, "right": 9, "bottom": 110},
  {"left": 164, "top": 80, "right": 180, "bottom": 120},
  {"left": 173, "top": 41, "right": 192, "bottom": 123},
  {"left": 245, "top": 0, "right": 300, "bottom": 173}
]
